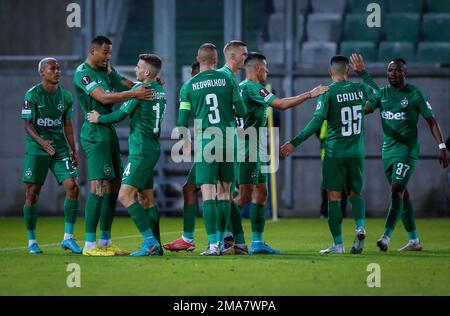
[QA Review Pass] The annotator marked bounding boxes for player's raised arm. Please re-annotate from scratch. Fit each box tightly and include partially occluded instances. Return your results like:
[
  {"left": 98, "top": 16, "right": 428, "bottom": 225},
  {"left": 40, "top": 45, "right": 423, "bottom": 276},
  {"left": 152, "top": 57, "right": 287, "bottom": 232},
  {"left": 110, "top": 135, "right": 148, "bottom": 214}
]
[
  {"left": 351, "top": 53, "right": 379, "bottom": 92},
  {"left": 270, "top": 84, "right": 329, "bottom": 111},
  {"left": 280, "top": 94, "right": 328, "bottom": 158},
  {"left": 87, "top": 84, "right": 153, "bottom": 106}
]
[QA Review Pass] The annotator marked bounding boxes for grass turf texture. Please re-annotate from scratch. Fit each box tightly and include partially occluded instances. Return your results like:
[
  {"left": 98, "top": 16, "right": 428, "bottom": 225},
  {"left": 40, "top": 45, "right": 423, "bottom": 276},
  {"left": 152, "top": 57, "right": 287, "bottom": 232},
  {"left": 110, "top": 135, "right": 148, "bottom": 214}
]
[{"left": 0, "top": 217, "right": 449, "bottom": 295}]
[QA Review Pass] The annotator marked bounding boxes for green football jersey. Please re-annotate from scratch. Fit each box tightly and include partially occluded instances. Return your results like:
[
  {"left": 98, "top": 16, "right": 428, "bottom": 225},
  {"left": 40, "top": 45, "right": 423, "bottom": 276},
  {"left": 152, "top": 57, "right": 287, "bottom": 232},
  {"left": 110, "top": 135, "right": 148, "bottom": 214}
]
[
  {"left": 239, "top": 79, "right": 276, "bottom": 154},
  {"left": 120, "top": 81, "right": 167, "bottom": 157},
  {"left": 314, "top": 81, "right": 378, "bottom": 159},
  {"left": 179, "top": 69, "right": 244, "bottom": 133},
  {"left": 367, "top": 84, "right": 434, "bottom": 160},
  {"left": 21, "top": 83, "right": 73, "bottom": 157},
  {"left": 73, "top": 62, "right": 126, "bottom": 142}
]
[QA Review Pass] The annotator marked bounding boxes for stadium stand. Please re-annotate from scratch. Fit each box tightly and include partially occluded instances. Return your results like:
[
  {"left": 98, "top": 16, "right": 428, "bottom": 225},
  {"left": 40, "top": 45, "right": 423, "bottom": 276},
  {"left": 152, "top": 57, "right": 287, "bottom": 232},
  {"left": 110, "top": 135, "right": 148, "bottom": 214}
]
[
  {"left": 311, "top": 0, "right": 346, "bottom": 14},
  {"left": 426, "top": 0, "right": 450, "bottom": 13},
  {"left": 378, "top": 42, "right": 416, "bottom": 63},
  {"left": 306, "top": 14, "right": 342, "bottom": 42},
  {"left": 340, "top": 41, "right": 377, "bottom": 62},
  {"left": 387, "top": 0, "right": 424, "bottom": 13},
  {"left": 384, "top": 14, "right": 421, "bottom": 42},
  {"left": 300, "top": 41, "right": 337, "bottom": 65}
]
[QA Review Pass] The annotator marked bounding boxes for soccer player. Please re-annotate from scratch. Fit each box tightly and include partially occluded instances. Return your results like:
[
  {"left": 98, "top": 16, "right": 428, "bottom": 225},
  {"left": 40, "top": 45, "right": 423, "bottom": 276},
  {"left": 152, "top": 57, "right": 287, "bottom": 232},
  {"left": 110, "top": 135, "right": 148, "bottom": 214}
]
[
  {"left": 164, "top": 41, "right": 249, "bottom": 254},
  {"left": 74, "top": 35, "right": 153, "bottom": 256},
  {"left": 237, "top": 52, "right": 328, "bottom": 254},
  {"left": 177, "top": 43, "right": 247, "bottom": 256},
  {"left": 21, "top": 57, "right": 81, "bottom": 254},
  {"left": 163, "top": 62, "right": 201, "bottom": 253},
  {"left": 88, "top": 54, "right": 166, "bottom": 256},
  {"left": 351, "top": 54, "right": 448, "bottom": 251},
  {"left": 280, "top": 55, "right": 378, "bottom": 254}
]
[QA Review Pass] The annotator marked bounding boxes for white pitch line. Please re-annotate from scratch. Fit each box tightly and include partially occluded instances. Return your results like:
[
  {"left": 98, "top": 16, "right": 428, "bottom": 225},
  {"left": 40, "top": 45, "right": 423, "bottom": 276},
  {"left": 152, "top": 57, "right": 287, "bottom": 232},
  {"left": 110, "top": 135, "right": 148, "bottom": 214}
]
[{"left": 0, "top": 222, "right": 257, "bottom": 252}]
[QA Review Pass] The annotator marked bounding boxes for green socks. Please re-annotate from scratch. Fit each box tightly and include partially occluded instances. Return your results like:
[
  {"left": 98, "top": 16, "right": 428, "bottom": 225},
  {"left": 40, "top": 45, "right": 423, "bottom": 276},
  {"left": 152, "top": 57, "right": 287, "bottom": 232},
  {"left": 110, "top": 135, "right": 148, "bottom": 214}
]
[
  {"left": 230, "top": 202, "right": 245, "bottom": 244},
  {"left": 99, "top": 193, "right": 118, "bottom": 240},
  {"left": 217, "top": 200, "right": 231, "bottom": 243},
  {"left": 402, "top": 199, "right": 418, "bottom": 240},
  {"left": 84, "top": 193, "right": 103, "bottom": 242},
  {"left": 384, "top": 196, "right": 404, "bottom": 238},
  {"left": 182, "top": 202, "right": 198, "bottom": 240},
  {"left": 23, "top": 205, "right": 38, "bottom": 240},
  {"left": 328, "top": 200, "right": 343, "bottom": 245},
  {"left": 127, "top": 202, "right": 153, "bottom": 239},
  {"left": 64, "top": 198, "right": 79, "bottom": 235},
  {"left": 350, "top": 195, "right": 366, "bottom": 229},
  {"left": 250, "top": 203, "right": 265, "bottom": 243},
  {"left": 202, "top": 200, "right": 218, "bottom": 245},
  {"left": 146, "top": 206, "right": 161, "bottom": 244}
]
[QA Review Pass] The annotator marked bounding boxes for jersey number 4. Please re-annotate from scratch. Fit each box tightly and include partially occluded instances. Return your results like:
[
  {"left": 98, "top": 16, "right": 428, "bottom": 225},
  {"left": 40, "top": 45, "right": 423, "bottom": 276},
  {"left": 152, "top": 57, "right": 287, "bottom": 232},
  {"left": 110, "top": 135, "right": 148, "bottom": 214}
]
[
  {"left": 341, "top": 105, "right": 362, "bottom": 137},
  {"left": 206, "top": 93, "right": 220, "bottom": 124}
]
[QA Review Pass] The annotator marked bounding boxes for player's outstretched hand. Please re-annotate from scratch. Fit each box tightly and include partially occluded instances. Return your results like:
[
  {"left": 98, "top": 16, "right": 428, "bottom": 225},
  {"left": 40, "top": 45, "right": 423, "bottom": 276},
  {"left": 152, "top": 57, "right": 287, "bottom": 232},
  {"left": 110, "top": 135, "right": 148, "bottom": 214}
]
[
  {"left": 350, "top": 53, "right": 365, "bottom": 73},
  {"left": 87, "top": 110, "right": 100, "bottom": 124},
  {"left": 439, "top": 148, "right": 448, "bottom": 168},
  {"left": 41, "top": 140, "right": 56, "bottom": 156},
  {"left": 135, "top": 84, "right": 155, "bottom": 101},
  {"left": 280, "top": 142, "right": 295, "bottom": 158},
  {"left": 309, "top": 84, "right": 329, "bottom": 98}
]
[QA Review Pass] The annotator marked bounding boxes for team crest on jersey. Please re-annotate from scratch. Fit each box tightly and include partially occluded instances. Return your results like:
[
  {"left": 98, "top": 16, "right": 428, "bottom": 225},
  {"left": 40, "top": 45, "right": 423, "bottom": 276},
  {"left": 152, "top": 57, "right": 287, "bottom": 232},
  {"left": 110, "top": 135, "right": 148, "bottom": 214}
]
[
  {"left": 82, "top": 76, "right": 91, "bottom": 85},
  {"left": 401, "top": 97, "right": 408, "bottom": 108},
  {"left": 103, "top": 164, "right": 112, "bottom": 176},
  {"left": 24, "top": 101, "right": 30, "bottom": 109},
  {"left": 426, "top": 101, "right": 432, "bottom": 110},
  {"left": 259, "top": 88, "right": 269, "bottom": 97},
  {"left": 316, "top": 101, "right": 322, "bottom": 110},
  {"left": 25, "top": 168, "right": 32, "bottom": 179},
  {"left": 57, "top": 101, "right": 64, "bottom": 112}
]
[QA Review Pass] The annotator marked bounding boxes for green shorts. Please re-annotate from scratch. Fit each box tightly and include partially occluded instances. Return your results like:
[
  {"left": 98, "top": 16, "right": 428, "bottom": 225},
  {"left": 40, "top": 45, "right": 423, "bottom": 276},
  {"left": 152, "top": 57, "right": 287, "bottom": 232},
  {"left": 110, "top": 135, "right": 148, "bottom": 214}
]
[
  {"left": 383, "top": 157, "right": 416, "bottom": 188},
  {"left": 186, "top": 163, "right": 198, "bottom": 186},
  {"left": 195, "top": 161, "right": 235, "bottom": 185},
  {"left": 322, "top": 157, "right": 364, "bottom": 193},
  {"left": 237, "top": 161, "right": 267, "bottom": 185},
  {"left": 81, "top": 139, "right": 123, "bottom": 181},
  {"left": 122, "top": 155, "right": 159, "bottom": 190},
  {"left": 22, "top": 154, "right": 77, "bottom": 185}
]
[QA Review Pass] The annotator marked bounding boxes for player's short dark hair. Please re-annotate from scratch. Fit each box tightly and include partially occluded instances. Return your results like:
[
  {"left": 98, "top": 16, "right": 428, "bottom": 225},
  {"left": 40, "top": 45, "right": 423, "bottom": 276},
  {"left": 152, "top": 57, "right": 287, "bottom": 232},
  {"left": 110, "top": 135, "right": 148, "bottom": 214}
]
[
  {"left": 197, "top": 43, "right": 218, "bottom": 65},
  {"left": 244, "top": 52, "right": 266, "bottom": 67},
  {"left": 330, "top": 55, "right": 350, "bottom": 66},
  {"left": 91, "top": 35, "right": 112, "bottom": 46},
  {"left": 390, "top": 58, "right": 407, "bottom": 65},
  {"left": 223, "top": 40, "right": 247, "bottom": 54},
  {"left": 139, "top": 53, "right": 162, "bottom": 71}
]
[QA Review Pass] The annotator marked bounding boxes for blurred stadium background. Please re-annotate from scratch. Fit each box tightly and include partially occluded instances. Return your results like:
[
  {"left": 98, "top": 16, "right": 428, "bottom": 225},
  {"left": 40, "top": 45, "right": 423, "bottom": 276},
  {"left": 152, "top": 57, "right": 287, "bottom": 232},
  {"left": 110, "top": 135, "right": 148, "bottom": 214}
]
[{"left": 0, "top": 0, "right": 449, "bottom": 218}]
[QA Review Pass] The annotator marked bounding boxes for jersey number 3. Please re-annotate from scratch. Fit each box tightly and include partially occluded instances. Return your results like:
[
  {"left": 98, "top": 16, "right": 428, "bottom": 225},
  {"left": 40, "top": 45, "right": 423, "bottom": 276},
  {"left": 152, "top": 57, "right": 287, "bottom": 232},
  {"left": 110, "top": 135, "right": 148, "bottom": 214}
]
[
  {"left": 206, "top": 93, "right": 220, "bottom": 124},
  {"left": 341, "top": 105, "right": 362, "bottom": 137}
]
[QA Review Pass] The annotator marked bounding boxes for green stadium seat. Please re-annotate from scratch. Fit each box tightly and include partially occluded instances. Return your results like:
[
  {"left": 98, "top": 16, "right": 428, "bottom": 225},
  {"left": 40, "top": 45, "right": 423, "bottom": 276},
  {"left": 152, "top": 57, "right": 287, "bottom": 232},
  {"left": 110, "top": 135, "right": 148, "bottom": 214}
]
[
  {"left": 345, "top": 14, "right": 382, "bottom": 41},
  {"left": 348, "top": 0, "right": 387, "bottom": 13},
  {"left": 422, "top": 14, "right": 450, "bottom": 42},
  {"left": 426, "top": 0, "right": 450, "bottom": 13},
  {"left": 378, "top": 42, "right": 416, "bottom": 63},
  {"left": 385, "top": 14, "right": 421, "bottom": 42},
  {"left": 388, "top": 0, "right": 423, "bottom": 13},
  {"left": 417, "top": 42, "right": 450, "bottom": 63},
  {"left": 340, "top": 41, "right": 377, "bottom": 62}
]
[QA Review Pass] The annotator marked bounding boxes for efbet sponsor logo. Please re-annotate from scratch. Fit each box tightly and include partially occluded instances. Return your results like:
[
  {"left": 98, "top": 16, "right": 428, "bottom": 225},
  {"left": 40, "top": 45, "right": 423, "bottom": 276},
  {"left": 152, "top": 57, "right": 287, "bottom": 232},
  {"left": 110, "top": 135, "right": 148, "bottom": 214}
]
[
  {"left": 381, "top": 111, "right": 406, "bottom": 121},
  {"left": 37, "top": 117, "right": 62, "bottom": 127}
]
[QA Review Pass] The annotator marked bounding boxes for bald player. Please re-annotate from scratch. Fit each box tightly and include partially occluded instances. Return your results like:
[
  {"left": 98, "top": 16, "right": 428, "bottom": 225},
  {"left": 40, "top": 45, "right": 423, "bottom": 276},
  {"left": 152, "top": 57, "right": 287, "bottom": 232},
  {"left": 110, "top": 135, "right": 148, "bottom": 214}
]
[
  {"left": 177, "top": 43, "right": 247, "bottom": 255},
  {"left": 21, "top": 58, "right": 81, "bottom": 254}
]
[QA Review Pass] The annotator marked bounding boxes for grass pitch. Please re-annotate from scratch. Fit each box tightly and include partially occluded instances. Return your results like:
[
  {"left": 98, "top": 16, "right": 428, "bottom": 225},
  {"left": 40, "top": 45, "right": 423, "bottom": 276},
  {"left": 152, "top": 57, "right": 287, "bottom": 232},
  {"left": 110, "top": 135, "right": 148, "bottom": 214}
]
[{"left": 0, "top": 217, "right": 449, "bottom": 295}]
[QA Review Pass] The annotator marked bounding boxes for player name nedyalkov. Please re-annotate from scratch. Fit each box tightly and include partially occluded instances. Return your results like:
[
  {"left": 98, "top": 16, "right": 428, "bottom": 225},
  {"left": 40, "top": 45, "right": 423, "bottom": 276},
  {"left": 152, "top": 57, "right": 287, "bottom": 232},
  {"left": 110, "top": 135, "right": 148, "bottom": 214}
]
[{"left": 191, "top": 78, "right": 227, "bottom": 91}]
